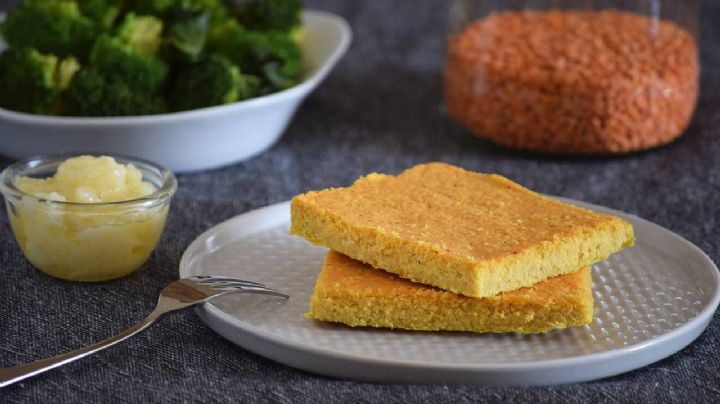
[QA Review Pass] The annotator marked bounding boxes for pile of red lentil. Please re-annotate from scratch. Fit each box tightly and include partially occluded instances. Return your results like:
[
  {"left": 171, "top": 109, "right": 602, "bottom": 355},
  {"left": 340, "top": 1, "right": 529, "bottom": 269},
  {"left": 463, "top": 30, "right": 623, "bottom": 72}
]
[{"left": 444, "top": 10, "right": 699, "bottom": 154}]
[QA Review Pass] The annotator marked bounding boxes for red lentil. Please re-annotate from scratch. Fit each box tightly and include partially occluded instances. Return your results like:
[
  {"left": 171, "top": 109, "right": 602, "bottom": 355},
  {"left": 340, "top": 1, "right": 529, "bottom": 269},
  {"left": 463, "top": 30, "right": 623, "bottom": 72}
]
[{"left": 444, "top": 10, "right": 699, "bottom": 154}]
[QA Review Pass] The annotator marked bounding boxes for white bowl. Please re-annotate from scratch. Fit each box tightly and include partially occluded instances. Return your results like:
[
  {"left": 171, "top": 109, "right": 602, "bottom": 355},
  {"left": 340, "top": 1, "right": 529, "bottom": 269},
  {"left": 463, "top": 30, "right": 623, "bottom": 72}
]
[{"left": 0, "top": 10, "right": 351, "bottom": 172}]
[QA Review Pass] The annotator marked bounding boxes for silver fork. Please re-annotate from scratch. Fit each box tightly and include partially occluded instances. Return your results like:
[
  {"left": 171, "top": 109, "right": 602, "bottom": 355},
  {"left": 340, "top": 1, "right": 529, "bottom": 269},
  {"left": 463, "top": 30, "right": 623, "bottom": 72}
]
[{"left": 0, "top": 276, "right": 288, "bottom": 388}]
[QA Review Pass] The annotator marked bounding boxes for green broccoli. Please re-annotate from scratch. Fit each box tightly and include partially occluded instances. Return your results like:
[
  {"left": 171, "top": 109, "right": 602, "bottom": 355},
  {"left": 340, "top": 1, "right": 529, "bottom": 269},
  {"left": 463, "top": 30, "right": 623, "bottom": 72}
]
[
  {"left": 168, "top": 54, "right": 258, "bottom": 111},
  {"left": 0, "top": 0, "right": 96, "bottom": 57},
  {"left": 0, "top": 47, "right": 79, "bottom": 114},
  {"left": 117, "top": 13, "right": 165, "bottom": 56},
  {"left": 55, "top": 56, "right": 82, "bottom": 90},
  {"left": 163, "top": 9, "right": 211, "bottom": 62},
  {"left": 77, "top": 0, "right": 123, "bottom": 29},
  {"left": 234, "top": 0, "right": 302, "bottom": 33},
  {"left": 0, "top": 0, "right": 305, "bottom": 117},
  {"left": 184, "top": 0, "right": 230, "bottom": 17},
  {"left": 125, "top": 0, "right": 174, "bottom": 15},
  {"left": 208, "top": 20, "right": 301, "bottom": 91},
  {"left": 62, "top": 68, "right": 167, "bottom": 116},
  {"left": 199, "top": 0, "right": 231, "bottom": 23},
  {"left": 127, "top": 0, "right": 229, "bottom": 61},
  {"left": 89, "top": 34, "right": 168, "bottom": 93},
  {"left": 126, "top": 0, "right": 228, "bottom": 19},
  {"left": 207, "top": 16, "right": 238, "bottom": 45}
]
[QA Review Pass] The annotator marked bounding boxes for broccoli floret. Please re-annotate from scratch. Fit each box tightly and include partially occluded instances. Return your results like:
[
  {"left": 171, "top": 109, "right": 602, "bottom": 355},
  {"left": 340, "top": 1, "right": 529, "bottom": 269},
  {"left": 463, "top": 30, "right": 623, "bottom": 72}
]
[
  {"left": 207, "top": 17, "right": 238, "bottom": 45},
  {"left": 78, "top": 0, "right": 123, "bottom": 29},
  {"left": 200, "top": 0, "right": 231, "bottom": 23},
  {"left": 125, "top": 0, "right": 174, "bottom": 15},
  {"left": 62, "top": 68, "right": 167, "bottom": 116},
  {"left": 0, "top": 0, "right": 96, "bottom": 57},
  {"left": 0, "top": 47, "right": 79, "bottom": 114},
  {"left": 127, "top": 0, "right": 228, "bottom": 19},
  {"left": 117, "top": 13, "right": 165, "bottom": 56},
  {"left": 55, "top": 56, "right": 82, "bottom": 90},
  {"left": 0, "top": 0, "right": 304, "bottom": 116},
  {"left": 208, "top": 20, "right": 301, "bottom": 91},
  {"left": 234, "top": 0, "right": 302, "bottom": 33},
  {"left": 0, "top": 47, "right": 56, "bottom": 113},
  {"left": 168, "top": 54, "right": 258, "bottom": 111},
  {"left": 183, "top": 0, "right": 230, "bottom": 18},
  {"left": 163, "top": 9, "right": 210, "bottom": 62},
  {"left": 90, "top": 34, "right": 168, "bottom": 93},
  {"left": 127, "top": 0, "right": 229, "bottom": 60}
]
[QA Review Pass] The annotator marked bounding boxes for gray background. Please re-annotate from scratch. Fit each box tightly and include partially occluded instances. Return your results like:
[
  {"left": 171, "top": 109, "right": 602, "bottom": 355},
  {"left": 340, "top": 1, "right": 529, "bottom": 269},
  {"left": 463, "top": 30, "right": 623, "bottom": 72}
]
[{"left": 1, "top": 0, "right": 719, "bottom": 402}]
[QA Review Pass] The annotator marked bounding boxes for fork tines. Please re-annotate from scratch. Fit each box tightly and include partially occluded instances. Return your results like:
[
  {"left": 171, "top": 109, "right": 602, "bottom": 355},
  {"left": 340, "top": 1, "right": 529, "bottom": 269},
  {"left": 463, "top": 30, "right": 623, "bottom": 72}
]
[
  {"left": 190, "top": 275, "right": 266, "bottom": 287},
  {"left": 188, "top": 275, "right": 288, "bottom": 298}
]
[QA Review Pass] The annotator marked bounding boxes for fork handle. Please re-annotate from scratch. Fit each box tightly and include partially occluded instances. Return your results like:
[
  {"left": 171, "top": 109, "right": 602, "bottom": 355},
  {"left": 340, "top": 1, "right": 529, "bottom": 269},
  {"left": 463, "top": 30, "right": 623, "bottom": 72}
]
[{"left": 0, "top": 310, "right": 162, "bottom": 388}]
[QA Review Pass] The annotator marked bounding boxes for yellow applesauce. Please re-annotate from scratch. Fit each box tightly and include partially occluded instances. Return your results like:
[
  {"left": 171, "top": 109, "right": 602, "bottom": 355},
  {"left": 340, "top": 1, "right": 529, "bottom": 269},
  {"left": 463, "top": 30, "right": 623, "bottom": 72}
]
[{"left": 7, "top": 156, "right": 169, "bottom": 281}]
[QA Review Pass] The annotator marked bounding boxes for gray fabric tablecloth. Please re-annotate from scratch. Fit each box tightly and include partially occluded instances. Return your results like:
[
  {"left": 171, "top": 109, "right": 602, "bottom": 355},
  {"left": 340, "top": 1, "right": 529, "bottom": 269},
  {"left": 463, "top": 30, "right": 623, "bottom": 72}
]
[{"left": 1, "top": 0, "right": 719, "bottom": 402}]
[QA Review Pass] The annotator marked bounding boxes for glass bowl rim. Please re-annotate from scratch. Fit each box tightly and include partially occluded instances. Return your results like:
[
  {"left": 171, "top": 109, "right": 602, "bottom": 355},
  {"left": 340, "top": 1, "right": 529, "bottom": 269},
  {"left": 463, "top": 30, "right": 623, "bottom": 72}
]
[{"left": 0, "top": 152, "right": 177, "bottom": 208}]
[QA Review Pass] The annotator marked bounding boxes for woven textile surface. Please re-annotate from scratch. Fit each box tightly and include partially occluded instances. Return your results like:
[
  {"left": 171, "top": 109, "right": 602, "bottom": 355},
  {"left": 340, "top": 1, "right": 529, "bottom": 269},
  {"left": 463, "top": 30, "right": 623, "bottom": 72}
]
[{"left": 0, "top": 0, "right": 718, "bottom": 402}]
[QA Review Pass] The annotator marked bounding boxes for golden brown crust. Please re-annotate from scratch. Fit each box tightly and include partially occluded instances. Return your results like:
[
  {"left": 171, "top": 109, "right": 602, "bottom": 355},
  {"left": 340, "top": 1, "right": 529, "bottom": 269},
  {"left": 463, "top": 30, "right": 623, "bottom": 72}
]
[
  {"left": 291, "top": 163, "right": 633, "bottom": 297},
  {"left": 307, "top": 252, "right": 594, "bottom": 334}
]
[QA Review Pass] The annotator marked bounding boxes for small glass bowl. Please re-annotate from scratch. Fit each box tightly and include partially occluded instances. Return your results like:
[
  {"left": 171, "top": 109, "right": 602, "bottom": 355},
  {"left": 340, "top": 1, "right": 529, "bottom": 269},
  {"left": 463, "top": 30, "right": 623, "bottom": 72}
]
[{"left": 0, "top": 153, "right": 177, "bottom": 282}]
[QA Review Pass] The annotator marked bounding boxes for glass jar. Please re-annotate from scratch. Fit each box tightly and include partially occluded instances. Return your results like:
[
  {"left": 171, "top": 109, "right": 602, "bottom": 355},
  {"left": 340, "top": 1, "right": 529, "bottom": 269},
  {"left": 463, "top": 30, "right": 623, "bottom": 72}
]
[
  {"left": 0, "top": 154, "right": 177, "bottom": 282},
  {"left": 444, "top": 0, "right": 700, "bottom": 154}
]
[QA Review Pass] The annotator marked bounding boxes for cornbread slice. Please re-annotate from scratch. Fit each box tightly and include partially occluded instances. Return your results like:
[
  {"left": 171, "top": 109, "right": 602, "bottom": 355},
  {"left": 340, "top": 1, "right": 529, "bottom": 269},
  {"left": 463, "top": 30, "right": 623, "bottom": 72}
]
[
  {"left": 291, "top": 163, "right": 633, "bottom": 297},
  {"left": 307, "top": 252, "right": 594, "bottom": 333}
]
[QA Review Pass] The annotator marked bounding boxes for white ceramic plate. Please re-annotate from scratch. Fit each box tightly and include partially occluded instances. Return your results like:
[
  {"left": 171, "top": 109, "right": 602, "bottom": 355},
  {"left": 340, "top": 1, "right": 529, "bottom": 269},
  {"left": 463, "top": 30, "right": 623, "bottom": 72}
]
[
  {"left": 0, "top": 11, "right": 351, "bottom": 173},
  {"left": 179, "top": 200, "right": 720, "bottom": 385}
]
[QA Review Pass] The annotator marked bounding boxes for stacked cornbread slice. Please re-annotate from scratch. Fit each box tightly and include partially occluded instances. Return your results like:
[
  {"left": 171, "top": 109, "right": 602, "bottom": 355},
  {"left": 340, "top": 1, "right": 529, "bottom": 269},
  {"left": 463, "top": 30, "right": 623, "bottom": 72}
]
[{"left": 291, "top": 163, "right": 634, "bottom": 333}]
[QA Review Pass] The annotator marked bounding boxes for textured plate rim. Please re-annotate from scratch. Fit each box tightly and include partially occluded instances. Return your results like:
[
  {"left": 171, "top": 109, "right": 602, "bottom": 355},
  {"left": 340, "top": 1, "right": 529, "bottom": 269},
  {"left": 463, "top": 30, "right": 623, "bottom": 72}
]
[{"left": 179, "top": 200, "right": 720, "bottom": 384}]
